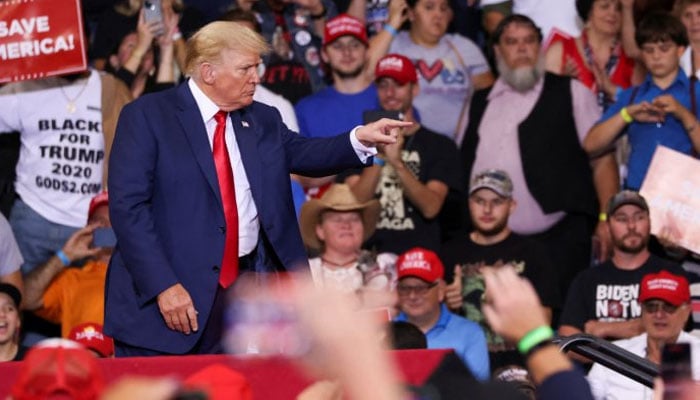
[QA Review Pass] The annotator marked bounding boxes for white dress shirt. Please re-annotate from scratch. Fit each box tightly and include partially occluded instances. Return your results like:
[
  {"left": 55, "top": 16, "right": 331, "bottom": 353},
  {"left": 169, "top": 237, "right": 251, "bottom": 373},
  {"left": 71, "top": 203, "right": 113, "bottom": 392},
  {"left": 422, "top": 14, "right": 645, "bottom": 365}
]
[{"left": 187, "top": 79, "right": 376, "bottom": 256}]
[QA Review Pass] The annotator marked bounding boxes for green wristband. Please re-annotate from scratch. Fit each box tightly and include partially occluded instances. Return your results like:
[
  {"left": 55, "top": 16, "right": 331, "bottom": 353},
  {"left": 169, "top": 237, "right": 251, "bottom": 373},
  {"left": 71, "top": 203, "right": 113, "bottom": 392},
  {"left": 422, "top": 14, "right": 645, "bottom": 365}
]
[{"left": 517, "top": 325, "right": 554, "bottom": 355}]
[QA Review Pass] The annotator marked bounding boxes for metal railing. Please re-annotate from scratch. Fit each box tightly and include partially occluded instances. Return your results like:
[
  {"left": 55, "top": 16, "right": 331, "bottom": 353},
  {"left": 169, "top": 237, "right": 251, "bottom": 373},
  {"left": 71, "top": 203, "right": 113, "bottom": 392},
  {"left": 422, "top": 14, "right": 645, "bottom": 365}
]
[{"left": 554, "top": 334, "right": 658, "bottom": 388}]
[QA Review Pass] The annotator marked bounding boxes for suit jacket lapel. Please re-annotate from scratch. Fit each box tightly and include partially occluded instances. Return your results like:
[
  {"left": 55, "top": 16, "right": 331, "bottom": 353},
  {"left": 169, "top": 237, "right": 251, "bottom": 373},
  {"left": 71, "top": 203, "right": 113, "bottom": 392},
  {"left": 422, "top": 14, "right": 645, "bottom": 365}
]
[
  {"left": 230, "top": 109, "right": 262, "bottom": 201},
  {"left": 175, "top": 84, "right": 223, "bottom": 208}
]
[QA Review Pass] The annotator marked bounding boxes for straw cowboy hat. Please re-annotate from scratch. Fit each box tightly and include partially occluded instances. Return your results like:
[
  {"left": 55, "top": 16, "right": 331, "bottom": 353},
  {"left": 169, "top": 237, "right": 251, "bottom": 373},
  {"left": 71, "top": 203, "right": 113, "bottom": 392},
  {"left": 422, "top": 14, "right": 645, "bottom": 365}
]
[{"left": 300, "top": 184, "right": 380, "bottom": 251}]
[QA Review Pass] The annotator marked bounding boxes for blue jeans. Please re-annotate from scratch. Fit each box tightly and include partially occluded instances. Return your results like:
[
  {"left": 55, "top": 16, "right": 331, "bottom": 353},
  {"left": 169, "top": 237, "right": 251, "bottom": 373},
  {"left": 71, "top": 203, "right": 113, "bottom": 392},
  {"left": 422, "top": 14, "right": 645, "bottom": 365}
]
[{"left": 9, "top": 198, "right": 79, "bottom": 274}]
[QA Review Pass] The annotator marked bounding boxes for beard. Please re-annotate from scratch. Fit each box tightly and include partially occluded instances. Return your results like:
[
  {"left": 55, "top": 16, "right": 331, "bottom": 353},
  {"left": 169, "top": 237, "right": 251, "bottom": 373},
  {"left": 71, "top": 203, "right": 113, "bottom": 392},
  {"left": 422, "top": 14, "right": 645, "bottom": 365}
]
[
  {"left": 613, "top": 232, "right": 649, "bottom": 254},
  {"left": 333, "top": 64, "right": 364, "bottom": 80},
  {"left": 496, "top": 55, "right": 545, "bottom": 93}
]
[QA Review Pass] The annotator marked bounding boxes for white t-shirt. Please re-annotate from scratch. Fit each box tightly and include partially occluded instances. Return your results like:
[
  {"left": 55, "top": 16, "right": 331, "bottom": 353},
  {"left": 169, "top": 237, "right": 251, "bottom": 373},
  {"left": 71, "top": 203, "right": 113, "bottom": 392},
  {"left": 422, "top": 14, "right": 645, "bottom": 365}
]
[
  {"left": 587, "top": 332, "right": 700, "bottom": 400},
  {"left": 309, "top": 257, "right": 364, "bottom": 293},
  {"left": 481, "top": 0, "right": 582, "bottom": 39},
  {"left": 389, "top": 32, "right": 490, "bottom": 140},
  {"left": 254, "top": 85, "right": 300, "bottom": 133},
  {"left": 0, "top": 70, "right": 105, "bottom": 227},
  {"left": 0, "top": 213, "right": 23, "bottom": 276},
  {"left": 680, "top": 47, "right": 700, "bottom": 81}
]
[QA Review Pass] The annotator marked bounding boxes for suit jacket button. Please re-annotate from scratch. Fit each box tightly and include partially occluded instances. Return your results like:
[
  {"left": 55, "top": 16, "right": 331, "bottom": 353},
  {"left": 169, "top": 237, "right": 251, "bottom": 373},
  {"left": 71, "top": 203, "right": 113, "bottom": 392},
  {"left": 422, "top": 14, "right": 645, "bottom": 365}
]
[
  {"left": 219, "top": 226, "right": 226, "bottom": 234},
  {"left": 213, "top": 265, "right": 220, "bottom": 272}
]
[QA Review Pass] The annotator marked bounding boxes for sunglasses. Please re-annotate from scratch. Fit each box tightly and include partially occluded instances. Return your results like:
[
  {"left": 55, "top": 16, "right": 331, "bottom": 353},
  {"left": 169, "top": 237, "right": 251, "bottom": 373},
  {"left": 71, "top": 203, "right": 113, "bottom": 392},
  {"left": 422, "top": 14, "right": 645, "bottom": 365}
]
[{"left": 642, "top": 300, "right": 681, "bottom": 314}]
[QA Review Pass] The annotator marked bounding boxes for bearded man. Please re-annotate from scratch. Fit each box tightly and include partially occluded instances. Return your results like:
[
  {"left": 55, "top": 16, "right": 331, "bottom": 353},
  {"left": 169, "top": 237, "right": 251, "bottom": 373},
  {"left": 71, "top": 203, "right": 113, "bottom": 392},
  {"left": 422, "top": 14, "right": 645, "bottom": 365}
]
[
  {"left": 460, "top": 14, "right": 619, "bottom": 307},
  {"left": 559, "top": 191, "right": 692, "bottom": 342}
]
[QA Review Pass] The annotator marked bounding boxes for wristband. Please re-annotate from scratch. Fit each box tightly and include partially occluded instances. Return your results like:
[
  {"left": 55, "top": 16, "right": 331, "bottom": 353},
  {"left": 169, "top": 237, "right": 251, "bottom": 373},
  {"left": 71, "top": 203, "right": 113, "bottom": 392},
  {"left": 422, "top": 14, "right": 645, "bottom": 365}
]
[
  {"left": 373, "top": 156, "right": 385, "bottom": 167},
  {"left": 517, "top": 325, "right": 554, "bottom": 355},
  {"left": 383, "top": 24, "right": 398, "bottom": 37},
  {"left": 56, "top": 249, "right": 70, "bottom": 266},
  {"left": 599, "top": 212, "right": 607, "bottom": 222},
  {"left": 620, "top": 107, "right": 633, "bottom": 124}
]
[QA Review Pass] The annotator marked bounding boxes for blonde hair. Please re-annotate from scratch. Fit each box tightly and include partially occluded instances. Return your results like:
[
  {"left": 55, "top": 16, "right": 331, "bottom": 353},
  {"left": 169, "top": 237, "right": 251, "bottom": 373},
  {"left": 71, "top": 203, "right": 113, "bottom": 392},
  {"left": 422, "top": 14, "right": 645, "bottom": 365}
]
[{"left": 184, "top": 21, "right": 270, "bottom": 76}]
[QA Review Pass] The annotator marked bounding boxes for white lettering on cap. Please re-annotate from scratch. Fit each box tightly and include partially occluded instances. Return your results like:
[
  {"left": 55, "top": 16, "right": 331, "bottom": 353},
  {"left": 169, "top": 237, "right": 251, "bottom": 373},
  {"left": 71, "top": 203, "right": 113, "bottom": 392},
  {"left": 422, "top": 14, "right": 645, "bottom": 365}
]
[
  {"left": 379, "top": 56, "right": 404, "bottom": 72},
  {"left": 647, "top": 278, "right": 679, "bottom": 291}
]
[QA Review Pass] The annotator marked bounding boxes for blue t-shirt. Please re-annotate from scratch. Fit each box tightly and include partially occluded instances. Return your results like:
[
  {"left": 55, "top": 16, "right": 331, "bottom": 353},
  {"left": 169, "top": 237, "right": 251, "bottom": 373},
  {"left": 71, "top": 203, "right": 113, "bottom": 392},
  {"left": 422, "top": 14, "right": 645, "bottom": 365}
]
[
  {"left": 397, "top": 303, "right": 490, "bottom": 380},
  {"left": 599, "top": 70, "right": 699, "bottom": 190},
  {"left": 295, "top": 84, "right": 379, "bottom": 138}
]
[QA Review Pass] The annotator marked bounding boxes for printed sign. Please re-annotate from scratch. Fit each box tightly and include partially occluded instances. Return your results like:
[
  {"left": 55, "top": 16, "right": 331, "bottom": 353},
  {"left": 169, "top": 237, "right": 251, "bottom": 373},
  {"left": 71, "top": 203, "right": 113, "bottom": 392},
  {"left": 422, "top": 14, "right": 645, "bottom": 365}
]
[
  {"left": 640, "top": 146, "right": 700, "bottom": 254},
  {"left": 0, "top": 0, "right": 87, "bottom": 82}
]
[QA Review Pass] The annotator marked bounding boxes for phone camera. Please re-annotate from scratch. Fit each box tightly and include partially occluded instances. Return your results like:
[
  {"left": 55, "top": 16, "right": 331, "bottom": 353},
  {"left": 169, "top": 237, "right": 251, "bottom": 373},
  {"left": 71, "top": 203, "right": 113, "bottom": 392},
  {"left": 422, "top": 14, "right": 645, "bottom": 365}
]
[{"left": 144, "top": 1, "right": 155, "bottom": 9}]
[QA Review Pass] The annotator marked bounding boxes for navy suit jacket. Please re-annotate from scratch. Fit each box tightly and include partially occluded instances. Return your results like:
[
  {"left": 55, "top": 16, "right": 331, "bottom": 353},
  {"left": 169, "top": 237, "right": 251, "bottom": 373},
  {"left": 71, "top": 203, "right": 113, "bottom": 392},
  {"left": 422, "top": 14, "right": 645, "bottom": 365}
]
[{"left": 105, "top": 83, "right": 365, "bottom": 353}]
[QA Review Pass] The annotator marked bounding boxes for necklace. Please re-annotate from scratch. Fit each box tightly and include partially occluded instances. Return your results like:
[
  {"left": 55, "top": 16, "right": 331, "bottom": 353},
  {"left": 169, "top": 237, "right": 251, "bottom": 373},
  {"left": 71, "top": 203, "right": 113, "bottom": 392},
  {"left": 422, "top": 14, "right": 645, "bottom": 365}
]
[
  {"left": 59, "top": 75, "right": 90, "bottom": 114},
  {"left": 320, "top": 256, "right": 358, "bottom": 268}
]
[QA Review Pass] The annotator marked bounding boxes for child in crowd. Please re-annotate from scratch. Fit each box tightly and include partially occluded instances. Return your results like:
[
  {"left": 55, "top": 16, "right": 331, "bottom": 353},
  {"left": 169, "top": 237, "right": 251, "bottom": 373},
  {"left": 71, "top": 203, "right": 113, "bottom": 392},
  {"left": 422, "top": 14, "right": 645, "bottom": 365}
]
[{"left": 583, "top": 12, "right": 700, "bottom": 191}]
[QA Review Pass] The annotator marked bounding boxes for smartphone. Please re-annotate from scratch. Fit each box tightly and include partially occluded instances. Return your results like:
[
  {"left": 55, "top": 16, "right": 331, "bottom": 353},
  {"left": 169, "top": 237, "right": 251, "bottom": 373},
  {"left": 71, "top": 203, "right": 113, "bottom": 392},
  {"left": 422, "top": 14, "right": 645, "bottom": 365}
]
[
  {"left": 363, "top": 109, "right": 403, "bottom": 125},
  {"left": 93, "top": 227, "right": 117, "bottom": 248},
  {"left": 143, "top": 0, "right": 165, "bottom": 36},
  {"left": 661, "top": 342, "right": 692, "bottom": 400}
]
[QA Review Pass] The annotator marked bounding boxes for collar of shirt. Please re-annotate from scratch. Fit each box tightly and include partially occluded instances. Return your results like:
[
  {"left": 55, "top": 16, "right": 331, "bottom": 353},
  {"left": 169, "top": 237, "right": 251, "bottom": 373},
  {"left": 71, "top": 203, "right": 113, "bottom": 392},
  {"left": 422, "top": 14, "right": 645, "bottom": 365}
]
[
  {"left": 639, "top": 68, "right": 689, "bottom": 93},
  {"left": 488, "top": 75, "right": 545, "bottom": 101},
  {"left": 395, "top": 303, "right": 452, "bottom": 333},
  {"left": 188, "top": 78, "right": 221, "bottom": 123}
]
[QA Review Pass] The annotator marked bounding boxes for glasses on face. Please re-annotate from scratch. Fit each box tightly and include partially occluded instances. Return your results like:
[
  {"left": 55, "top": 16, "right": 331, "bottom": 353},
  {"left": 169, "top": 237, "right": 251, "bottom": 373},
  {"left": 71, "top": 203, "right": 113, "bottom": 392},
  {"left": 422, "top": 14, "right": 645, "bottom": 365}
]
[
  {"left": 397, "top": 282, "right": 438, "bottom": 297},
  {"left": 642, "top": 300, "right": 681, "bottom": 314}
]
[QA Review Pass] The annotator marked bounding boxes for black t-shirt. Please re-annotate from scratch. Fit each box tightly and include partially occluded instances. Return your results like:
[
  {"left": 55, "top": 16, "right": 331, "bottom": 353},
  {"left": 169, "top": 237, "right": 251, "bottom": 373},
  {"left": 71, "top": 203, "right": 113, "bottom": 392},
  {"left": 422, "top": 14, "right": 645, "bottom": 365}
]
[
  {"left": 560, "top": 254, "right": 687, "bottom": 332},
  {"left": 341, "top": 127, "right": 463, "bottom": 255},
  {"left": 440, "top": 232, "right": 561, "bottom": 371}
]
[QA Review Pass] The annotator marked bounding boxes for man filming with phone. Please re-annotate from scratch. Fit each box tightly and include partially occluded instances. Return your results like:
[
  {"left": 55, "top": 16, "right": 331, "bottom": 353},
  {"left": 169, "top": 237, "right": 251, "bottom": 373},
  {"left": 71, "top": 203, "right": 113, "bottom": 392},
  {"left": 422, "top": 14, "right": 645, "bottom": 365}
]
[
  {"left": 587, "top": 270, "right": 700, "bottom": 399},
  {"left": 342, "top": 53, "right": 462, "bottom": 254},
  {"left": 23, "top": 192, "right": 114, "bottom": 340}
]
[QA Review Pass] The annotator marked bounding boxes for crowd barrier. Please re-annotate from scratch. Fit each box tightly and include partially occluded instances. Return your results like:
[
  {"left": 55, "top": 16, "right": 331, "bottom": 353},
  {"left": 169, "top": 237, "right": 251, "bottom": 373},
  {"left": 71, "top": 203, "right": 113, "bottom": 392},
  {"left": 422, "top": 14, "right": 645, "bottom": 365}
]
[{"left": 0, "top": 349, "right": 452, "bottom": 399}]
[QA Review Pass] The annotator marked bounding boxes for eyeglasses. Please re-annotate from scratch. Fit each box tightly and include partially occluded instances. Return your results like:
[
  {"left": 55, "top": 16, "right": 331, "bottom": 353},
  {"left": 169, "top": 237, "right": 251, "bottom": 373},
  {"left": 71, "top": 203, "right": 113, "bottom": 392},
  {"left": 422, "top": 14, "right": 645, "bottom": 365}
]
[
  {"left": 397, "top": 282, "right": 438, "bottom": 297},
  {"left": 642, "top": 300, "right": 681, "bottom": 314}
]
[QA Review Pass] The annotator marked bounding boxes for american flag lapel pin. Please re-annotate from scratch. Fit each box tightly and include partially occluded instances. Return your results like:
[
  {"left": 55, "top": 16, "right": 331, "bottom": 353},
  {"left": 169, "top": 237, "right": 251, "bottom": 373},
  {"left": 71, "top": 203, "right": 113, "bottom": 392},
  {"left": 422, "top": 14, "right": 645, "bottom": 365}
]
[{"left": 241, "top": 120, "right": 250, "bottom": 128}]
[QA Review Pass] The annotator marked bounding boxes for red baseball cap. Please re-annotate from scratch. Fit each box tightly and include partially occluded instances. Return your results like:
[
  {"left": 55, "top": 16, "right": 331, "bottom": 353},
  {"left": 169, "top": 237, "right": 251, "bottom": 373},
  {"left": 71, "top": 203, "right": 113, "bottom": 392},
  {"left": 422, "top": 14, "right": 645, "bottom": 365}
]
[
  {"left": 68, "top": 322, "right": 115, "bottom": 358},
  {"left": 375, "top": 54, "right": 417, "bottom": 85},
  {"left": 183, "top": 364, "right": 253, "bottom": 400},
  {"left": 88, "top": 191, "right": 109, "bottom": 220},
  {"left": 11, "top": 339, "right": 105, "bottom": 400},
  {"left": 639, "top": 270, "right": 690, "bottom": 306},
  {"left": 396, "top": 247, "right": 444, "bottom": 283},
  {"left": 323, "top": 14, "right": 368, "bottom": 46}
]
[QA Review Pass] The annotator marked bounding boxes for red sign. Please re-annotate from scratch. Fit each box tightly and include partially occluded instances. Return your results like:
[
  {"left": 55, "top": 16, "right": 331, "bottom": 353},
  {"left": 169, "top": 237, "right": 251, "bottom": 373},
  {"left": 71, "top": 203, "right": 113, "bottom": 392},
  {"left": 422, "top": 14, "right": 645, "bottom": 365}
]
[
  {"left": 0, "top": 0, "right": 87, "bottom": 83},
  {"left": 639, "top": 146, "right": 700, "bottom": 254}
]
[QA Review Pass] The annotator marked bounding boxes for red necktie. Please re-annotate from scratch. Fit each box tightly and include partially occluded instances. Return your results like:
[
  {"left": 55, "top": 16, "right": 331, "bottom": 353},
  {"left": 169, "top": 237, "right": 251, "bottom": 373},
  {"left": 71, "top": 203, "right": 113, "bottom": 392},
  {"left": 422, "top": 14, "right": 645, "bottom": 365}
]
[{"left": 213, "top": 110, "right": 239, "bottom": 288}]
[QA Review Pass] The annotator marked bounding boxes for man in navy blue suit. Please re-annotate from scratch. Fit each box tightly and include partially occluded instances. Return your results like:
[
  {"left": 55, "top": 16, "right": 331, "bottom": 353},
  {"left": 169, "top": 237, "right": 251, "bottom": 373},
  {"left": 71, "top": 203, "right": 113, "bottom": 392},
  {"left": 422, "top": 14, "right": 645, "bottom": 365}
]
[{"left": 104, "top": 21, "right": 410, "bottom": 356}]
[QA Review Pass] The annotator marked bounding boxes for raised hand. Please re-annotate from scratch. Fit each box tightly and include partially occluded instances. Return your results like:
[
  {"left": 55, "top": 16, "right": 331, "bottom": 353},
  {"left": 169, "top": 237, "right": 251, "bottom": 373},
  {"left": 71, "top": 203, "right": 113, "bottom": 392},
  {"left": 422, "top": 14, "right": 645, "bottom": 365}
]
[
  {"left": 444, "top": 265, "right": 464, "bottom": 311},
  {"left": 356, "top": 118, "right": 413, "bottom": 147}
]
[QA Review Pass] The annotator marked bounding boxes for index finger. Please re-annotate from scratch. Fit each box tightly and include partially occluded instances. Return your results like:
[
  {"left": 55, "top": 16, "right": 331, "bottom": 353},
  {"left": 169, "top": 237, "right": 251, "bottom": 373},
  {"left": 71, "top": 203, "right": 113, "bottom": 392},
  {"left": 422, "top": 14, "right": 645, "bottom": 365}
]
[{"left": 187, "top": 307, "right": 199, "bottom": 332}]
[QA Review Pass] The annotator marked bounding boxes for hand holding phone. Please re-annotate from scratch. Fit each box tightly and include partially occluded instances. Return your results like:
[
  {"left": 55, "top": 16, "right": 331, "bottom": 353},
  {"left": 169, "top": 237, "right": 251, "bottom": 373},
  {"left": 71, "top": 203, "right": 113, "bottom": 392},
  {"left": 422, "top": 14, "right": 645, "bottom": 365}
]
[
  {"left": 661, "top": 342, "right": 692, "bottom": 400},
  {"left": 143, "top": 0, "right": 165, "bottom": 36}
]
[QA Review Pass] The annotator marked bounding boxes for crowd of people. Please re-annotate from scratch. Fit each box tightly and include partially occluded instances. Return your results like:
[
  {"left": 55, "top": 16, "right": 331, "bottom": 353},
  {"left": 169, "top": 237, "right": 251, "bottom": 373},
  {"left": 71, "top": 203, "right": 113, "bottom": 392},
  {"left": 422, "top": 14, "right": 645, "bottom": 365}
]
[{"left": 1, "top": 0, "right": 700, "bottom": 398}]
